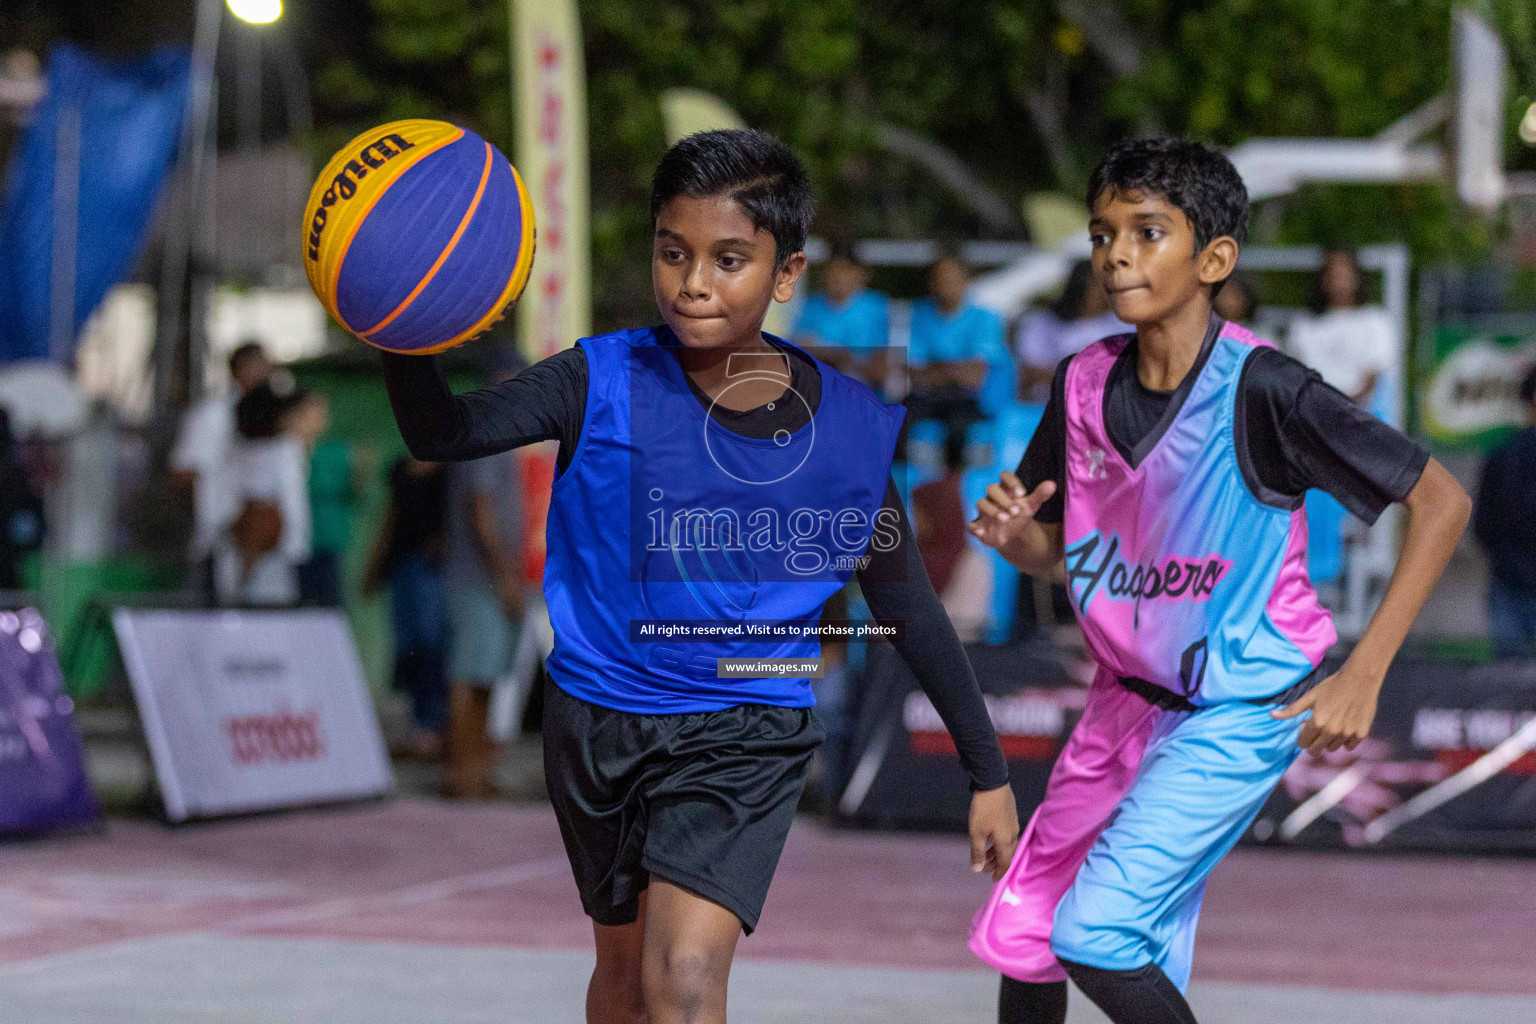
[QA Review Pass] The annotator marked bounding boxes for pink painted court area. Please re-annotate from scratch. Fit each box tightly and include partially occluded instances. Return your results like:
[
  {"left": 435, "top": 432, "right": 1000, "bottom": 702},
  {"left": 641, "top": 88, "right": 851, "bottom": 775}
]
[{"left": 1, "top": 800, "right": 1533, "bottom": 1023}]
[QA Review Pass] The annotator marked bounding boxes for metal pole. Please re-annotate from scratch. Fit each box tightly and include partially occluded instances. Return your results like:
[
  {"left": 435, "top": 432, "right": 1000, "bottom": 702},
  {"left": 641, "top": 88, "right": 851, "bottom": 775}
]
[
  {"left": 152, "top": 0, "right": 222, "bottom": 441},
  {"left": 49, "top": 101, "right": 81, "bottom": 362},
  {"left": 237, "top": 22, "right": 261, "bottom": 152},
  {"left": 188, "top": 81, "right": 220, "bottom": 402},
  {"left": 272, "top": 26, "right": 311, "bottom": 141}
]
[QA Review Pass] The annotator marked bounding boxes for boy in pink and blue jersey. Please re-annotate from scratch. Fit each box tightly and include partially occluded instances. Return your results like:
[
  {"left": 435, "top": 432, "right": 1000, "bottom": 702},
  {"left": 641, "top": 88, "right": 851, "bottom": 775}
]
[{"left": 967, "top": 138, "right": 1471, "bottom": 1024}]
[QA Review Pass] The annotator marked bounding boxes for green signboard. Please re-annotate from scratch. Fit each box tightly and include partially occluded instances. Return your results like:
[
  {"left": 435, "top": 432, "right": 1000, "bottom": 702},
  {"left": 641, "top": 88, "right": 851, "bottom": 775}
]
[{"left": 1419, "top": 322, "right": 1536, "bottom": 450}]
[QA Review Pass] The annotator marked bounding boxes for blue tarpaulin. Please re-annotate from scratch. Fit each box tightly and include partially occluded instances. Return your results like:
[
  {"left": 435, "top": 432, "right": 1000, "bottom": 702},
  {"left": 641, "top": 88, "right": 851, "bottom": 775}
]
[{"left": 0, "top": 42, "right": 189, "bottom": 364}]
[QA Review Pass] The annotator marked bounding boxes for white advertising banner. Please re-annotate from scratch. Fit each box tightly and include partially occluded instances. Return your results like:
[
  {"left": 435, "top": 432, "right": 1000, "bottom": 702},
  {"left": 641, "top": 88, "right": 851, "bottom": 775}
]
[{"left": 112, "top": 608, "right": 392, "bottom": 822}]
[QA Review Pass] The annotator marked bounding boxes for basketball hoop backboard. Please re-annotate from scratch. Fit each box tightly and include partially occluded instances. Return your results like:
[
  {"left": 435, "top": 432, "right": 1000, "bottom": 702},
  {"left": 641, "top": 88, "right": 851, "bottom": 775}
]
[
  {"left": 1452, "top": 7, "right": 1508, "bottom": 213},
  {"left": 1224, "top": 10, "right": 1512, "bottom": 213}
]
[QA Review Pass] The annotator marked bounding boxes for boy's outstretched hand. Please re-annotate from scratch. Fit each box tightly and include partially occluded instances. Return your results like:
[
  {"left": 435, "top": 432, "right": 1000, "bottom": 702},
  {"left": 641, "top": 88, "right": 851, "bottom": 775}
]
[
  {"left": 967, "top": 472, "right": 1057, "bottom": 551},
  {"left": 1271, "top": 664, "right": 1382, "bottom": 757},
  {"left": 969, "top": 784, "right": 1021, "bottom": 881},
  {"left": 1274, "top": 458, "right": 1469, "bottom": 759}
]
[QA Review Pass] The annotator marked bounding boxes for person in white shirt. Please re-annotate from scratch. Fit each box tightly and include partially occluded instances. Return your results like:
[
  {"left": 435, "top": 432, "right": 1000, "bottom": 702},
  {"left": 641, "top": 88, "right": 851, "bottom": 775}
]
[
  {"left": 213, "top": 383, "right": 328, "bottom": 607},
  {"left": 1014, "top": 261, "right": 1129, "bottom": 403},
  {"left": 1285, "top": 248, "right": 1397, "bottom": 404},
  {"left": 170, "top": 342, "right": 272, "bottom": 580}
]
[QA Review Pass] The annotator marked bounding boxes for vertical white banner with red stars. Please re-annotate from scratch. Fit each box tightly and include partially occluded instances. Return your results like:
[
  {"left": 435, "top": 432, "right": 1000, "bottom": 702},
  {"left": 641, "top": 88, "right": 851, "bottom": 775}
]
[{"left": 511, "top": 0, "right": 591, "bottom": 361}]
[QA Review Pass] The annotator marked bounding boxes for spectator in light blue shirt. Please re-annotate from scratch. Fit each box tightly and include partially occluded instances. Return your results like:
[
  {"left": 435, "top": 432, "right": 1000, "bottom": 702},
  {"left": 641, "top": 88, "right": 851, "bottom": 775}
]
[
  {"left": 907, "top": 254, "right": 1015, "bottom": 433},
  {"left": 793, "top": 242, "right": 890, "bottom": 389}
]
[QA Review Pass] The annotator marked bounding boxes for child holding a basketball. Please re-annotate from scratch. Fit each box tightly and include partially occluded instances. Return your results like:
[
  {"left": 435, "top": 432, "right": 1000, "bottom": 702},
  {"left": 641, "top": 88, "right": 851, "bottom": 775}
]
[
  {"left": 966, "top": 137, "right": 1470, "bottom": 1024},
  {"left": 379, "top": 129, "right": 1019, "bottom": 1024}
]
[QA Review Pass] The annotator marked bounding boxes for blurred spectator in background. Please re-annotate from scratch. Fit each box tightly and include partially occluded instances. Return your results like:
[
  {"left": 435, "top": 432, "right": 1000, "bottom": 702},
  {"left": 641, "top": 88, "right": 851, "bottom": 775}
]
[
  {"left": 1287, "top": 248, "right": 1395, "bottom": 405},
  {"left": 911, "top": 430, "right": 996, "bottom": 643},
  {"left": 442, "top": 356, "right": 527, "bottom": 799},
  {"left": 793, "top": 241, "right": 890, "bottom": 388},
  {"left": 0, "top": 408, "right": 43, "bottom": 590},
  {"left": 1214, "top": 270, "right": 1259, "bottom": 325},
  {"left": 911, "top": 431, "right": 968, "bottom": 595},
  {"left": 1473, "top": 365, "right": 1536, "bottom": 658},
  {"left": 906, "top": 253, "right": 1013, "bottom": 446},
  {"left": 215, "top": 384, "right": 327, "bottom": 608},
  {"left": 171, "top": 342, "right": 271, "bottom": 594},
  {"left": 300, "top": 435, "right": 364, "bottom": 608},
  {"left": 1014, "top": 260, "right": 1128, "bottom": 402},
  {"left": 364, "top": 455, "right": 450, "bottom": 762}
]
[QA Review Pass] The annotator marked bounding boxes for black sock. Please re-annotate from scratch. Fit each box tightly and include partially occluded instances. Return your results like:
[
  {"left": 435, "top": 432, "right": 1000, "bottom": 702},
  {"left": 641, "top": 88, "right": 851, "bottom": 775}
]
[
  {"left": 1059, "top": 960, "right": 1197, "bottom": 1024},
  {"left": 998, "top": 976, "right": 1068, "bottom": 1024}
]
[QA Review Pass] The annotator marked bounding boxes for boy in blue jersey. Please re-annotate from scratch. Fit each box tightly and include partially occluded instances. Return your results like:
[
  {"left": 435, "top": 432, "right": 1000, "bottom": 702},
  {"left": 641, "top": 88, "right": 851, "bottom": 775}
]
[
  {"left": 381, "top": 129, "right": 1019, "bottom": 1024},
  {"left": 967, "top": 138, "right": 1470, "bottom": 1024}
]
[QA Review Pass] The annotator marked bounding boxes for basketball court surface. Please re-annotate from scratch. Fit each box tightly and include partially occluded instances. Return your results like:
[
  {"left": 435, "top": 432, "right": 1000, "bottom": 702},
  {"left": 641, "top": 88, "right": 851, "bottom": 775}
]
[{"left": 2, "top": 800, "right": 1533, "bottom": 1023}]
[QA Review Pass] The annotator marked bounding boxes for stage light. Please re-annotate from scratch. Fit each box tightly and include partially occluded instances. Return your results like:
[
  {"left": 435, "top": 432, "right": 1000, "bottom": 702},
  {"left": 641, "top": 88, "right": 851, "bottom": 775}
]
[
  {"left": 1521, "top": 101, "right": 1536, "bottom": 146},
  {"left": 226, "top": 0, "right": 282, "bottom": 25}
]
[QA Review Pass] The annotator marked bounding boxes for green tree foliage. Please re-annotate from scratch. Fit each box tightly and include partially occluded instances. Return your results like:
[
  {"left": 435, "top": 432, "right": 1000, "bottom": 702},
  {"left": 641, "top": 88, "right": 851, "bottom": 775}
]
[
  {"left": 1116, "top": 0, "right": 1534, "bottom": 257},
  {"left": 303, "top": 0, "right": 1534, "bottom": 327},
  {"left": 578, "top": 0, "right": 1075, "bottom": 322}
]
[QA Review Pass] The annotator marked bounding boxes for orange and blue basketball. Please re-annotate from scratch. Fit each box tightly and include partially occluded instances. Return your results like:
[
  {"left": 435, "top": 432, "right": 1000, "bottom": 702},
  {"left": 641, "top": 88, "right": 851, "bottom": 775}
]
[{"left": 302, "top": 119, "right": 536, "bottom": 355}]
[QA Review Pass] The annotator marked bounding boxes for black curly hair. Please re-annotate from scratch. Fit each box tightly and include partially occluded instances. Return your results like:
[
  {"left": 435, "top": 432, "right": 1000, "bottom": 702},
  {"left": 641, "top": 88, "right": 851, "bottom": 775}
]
[
  {"left": 1087, "top": 137, "right": 1249, "bottom": 252},
  {"left": 650, "top": 129, "right": 814, "bottom": 266}
]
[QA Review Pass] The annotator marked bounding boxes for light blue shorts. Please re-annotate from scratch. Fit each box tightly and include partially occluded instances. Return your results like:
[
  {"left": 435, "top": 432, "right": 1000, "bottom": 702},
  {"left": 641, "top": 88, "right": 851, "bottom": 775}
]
[
  {"left": 1049, "top": 699, "right": 1306, "bottom": 990},
  {"left": 447, "top": 582, "right": 520, "bottom": 687}
]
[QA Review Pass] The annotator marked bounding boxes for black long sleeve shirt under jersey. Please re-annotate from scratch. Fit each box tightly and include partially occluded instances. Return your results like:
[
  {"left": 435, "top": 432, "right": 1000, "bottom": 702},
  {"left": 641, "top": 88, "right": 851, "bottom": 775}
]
[
  {"left": 381, "top": 340, "right": 1010, "bottom": 791},
  {"left": 1017, "top": 323, "right": 1429, "bottom": 526}
]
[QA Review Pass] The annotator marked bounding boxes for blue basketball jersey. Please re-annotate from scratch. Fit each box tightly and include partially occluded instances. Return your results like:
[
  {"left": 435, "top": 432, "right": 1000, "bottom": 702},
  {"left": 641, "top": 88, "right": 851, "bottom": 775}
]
[{"left": 543, "top": 327, "right": 905, "bottom": 714}]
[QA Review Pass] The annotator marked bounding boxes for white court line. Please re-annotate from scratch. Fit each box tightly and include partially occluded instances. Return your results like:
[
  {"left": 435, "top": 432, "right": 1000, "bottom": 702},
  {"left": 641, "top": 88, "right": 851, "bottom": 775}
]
[
  {"left": 0, "top": 934, "right": 194, "bottom": 980},
  {"left": 214, "top": 855, "right": 571, "bottom": 933},
  {"left": 0, "top": 855, "right": 570, "bottom": 978}
]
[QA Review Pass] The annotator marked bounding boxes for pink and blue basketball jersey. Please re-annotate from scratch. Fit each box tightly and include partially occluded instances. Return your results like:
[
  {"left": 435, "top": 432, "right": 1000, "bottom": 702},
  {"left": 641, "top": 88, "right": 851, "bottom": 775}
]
[{"left": 1061, "top": 321, "right": 1336, "bottom": 704}]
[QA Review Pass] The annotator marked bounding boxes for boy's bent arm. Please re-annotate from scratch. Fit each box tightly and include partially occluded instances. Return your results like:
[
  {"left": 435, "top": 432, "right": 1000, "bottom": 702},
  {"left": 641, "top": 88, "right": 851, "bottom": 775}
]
[
  {"left": 971, "top": 359, "right": 1068, "bottom": 577},
  {"left": 1275, "top": 457, "right": 1471, "bottom": 754},
  {"left": 1348, "top": 457, "right": 1471, "bottom": 675},
  {"left": 380, "top": 348, "right": 584, "bottom": 462},
  {"left": 970, "top": 474, "right": 1062, "bottom": 578},
  {"left": 381, "top": 353, "right": 473, "bottom": 460},
  {"left": 856, "top": 486, "right": 1020, "bottom": 879},
  {"left": 858, "top": 483, "right": 1009, "bottom": 791}
]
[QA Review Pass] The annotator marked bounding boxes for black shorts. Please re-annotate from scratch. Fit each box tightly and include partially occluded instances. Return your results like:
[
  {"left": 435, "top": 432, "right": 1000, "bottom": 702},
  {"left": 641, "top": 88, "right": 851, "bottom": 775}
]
[{"left": 542, "top": 678, "right": 823, "bottom": 934}]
